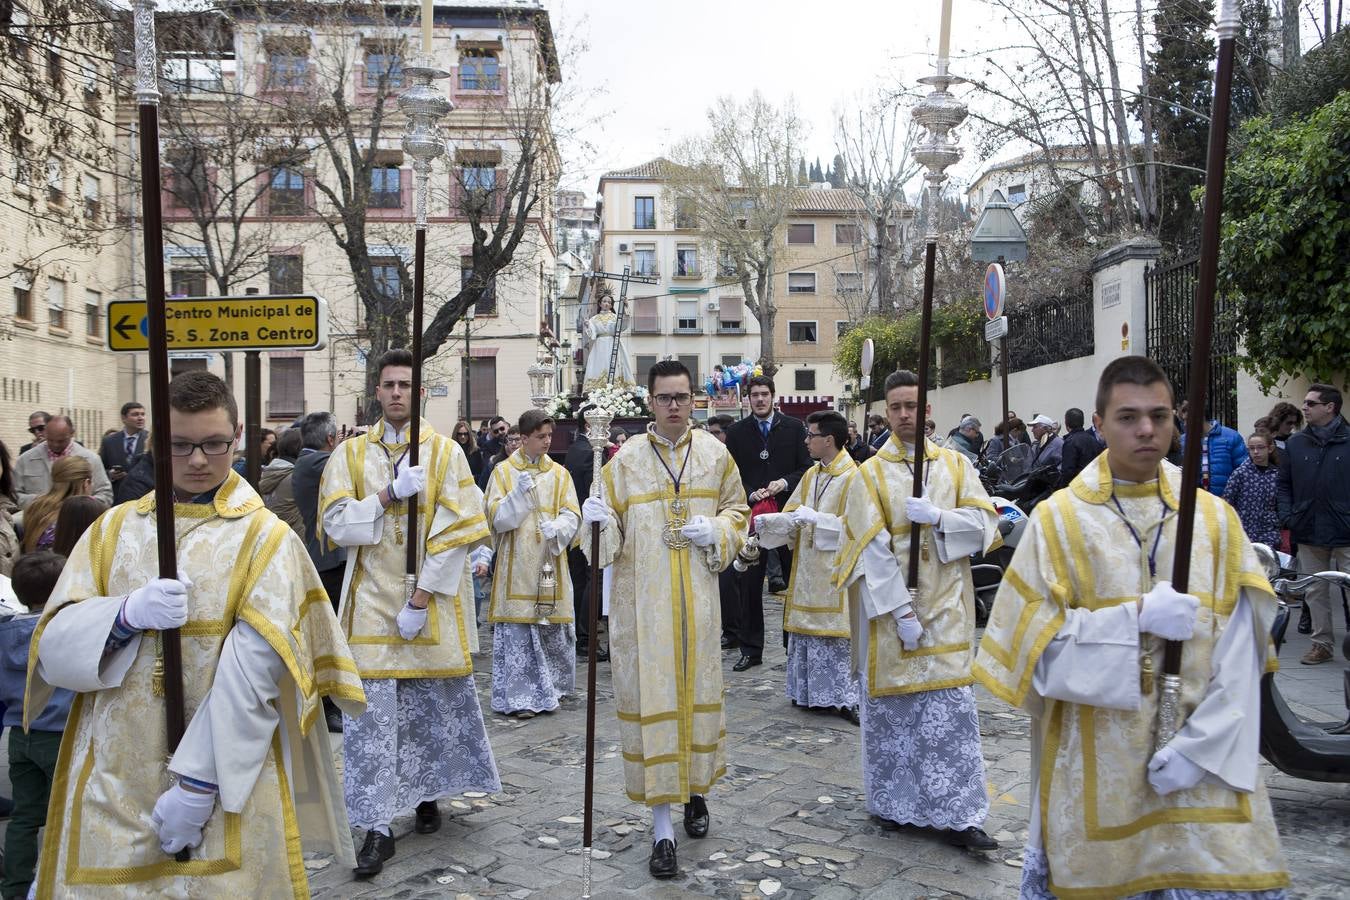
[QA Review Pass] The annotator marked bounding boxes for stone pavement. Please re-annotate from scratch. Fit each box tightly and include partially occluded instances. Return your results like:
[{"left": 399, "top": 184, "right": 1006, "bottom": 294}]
[
  {"left": 300, "top": 597, "right": 1350, "bottom": 900},
  {"left": 0, "top": 597, "right": 1343, "bottom": 898}
]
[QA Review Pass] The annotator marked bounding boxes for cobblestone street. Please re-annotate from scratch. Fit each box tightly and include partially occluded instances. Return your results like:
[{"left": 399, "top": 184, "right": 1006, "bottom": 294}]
[{"left": 298, "top": 597, "right": 1350, "bottom": 899}]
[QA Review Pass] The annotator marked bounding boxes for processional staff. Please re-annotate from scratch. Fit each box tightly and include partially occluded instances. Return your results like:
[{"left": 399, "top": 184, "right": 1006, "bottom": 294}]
[
  {"left": 1155, "top": 0, "right": 1243, "bottom": 752},
  {"left": 130, "top": 0, "right": 189, "bottom": 861}
]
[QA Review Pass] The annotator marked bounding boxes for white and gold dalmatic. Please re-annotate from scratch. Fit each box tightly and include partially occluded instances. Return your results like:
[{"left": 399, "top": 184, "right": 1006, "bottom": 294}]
[
  {"left": 974, "top": 454, "right": 1289, "bottom": 899},
  {"left": 589, "top": 427, "right": 748, "bottom": 806},
  {"left": 25, "top": 471, "right": 366, "bottom": 899},
  {"left": 483, "top": 449, "right": 581, "bottom": 714},
  {"left": 320, "top": 419, "right": 489, "bottom": 677},
  {"left": 756, "top": 448, "right": 859, "bottom": 708}
]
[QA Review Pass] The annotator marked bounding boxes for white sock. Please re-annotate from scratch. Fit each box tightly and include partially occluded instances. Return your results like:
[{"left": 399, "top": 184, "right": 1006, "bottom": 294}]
[
  {"left": 374, "top": 824, "right": 392, "bottom": 837},
  {"left": 651, "top": 803, "right": 674, "bottom": 843}
]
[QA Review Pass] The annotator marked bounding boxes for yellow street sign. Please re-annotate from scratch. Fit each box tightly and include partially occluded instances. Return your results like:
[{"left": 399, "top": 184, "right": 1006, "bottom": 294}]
[{"left": 107, "top": 295, "right": 328, "bottom": 353}]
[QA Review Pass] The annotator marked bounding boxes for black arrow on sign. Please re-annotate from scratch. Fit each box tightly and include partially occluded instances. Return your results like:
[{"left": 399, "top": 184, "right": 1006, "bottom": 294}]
[{"left": 113, "top": 315, "right": 136, "bottom": 341}]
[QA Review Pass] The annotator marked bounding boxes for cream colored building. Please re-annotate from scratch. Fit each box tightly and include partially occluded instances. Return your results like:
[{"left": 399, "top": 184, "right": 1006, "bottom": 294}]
[
  {"left": 110, "top": 1, "right": 560, "bottom": 435},
  {"left": 594, "top": 158, "right": 759, "bottom": 412},
  {"left": 965, "top": 144, "right": 1122, "bottom": 221},
  {"left": 1, "top": 4, "right": 124, "bottom": 448}
]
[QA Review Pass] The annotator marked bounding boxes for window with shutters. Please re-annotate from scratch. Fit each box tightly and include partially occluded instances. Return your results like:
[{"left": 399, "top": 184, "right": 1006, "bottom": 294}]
[
  {"left": 170, "top": 269, "right": 207, "bottom": 298},
  {"left": 836, "top": 271, "right": 862, "bottom": 294},
  {"left": 787, "top": 272, "right": 816, "bottom": 294},
  {"left": 787, "top": 321, "right": 818, "bottom": 343},
  {"left": 48, "top": 278, "right": 66, "bottom": 330},
  {"left": 269, "top": 167, "right": 305, "bottom": 215},
  {"left": 632, "top": 297, "right": 660, "bottom": 333},
  {"left": 677, "top": 355, "right": 700, "bottom": 391},
  {"left": 787, "top": 223, "right": 814, "bottom": 245},
  {"left": 268, "top": 255, "right": 303, "bottom": 294},
  {"left": 675, "top": 300, "right": 700, "bottom": 333},
  {"left": 458, "top": 49, "right": 500, "bottom": 90},
  {"left": 635, "top": 355, "right": 658, "bottom": 388},
  {"left": 85, "top": 289, "right": 101, "bottom": 337},
  {"left": 794, "top": 369, "right": 816, "bottom": 391},
  {"left": 12, "top": 270, "right": 33, "bottom": 321},
  {"left": 364, "top": 49, "right": 403, "bottom": 88},
  {"left": 835, "top": 223, "right": 861, "bottom": 244},
  {"left": 465, "top": 357, "right": 497, "bottom": 418},
  {"left": 717, "top": 296, "right": 743, "bottom": 333},
  {"left": 634, "top": 245, "right": 657, "bottom": 276},
  {"left": 82, "top": 174, "right": 100, "bottom": 220},
  {"left": 370, "top": 258, "right": 400, "bottom": 302},
  {"left": 675, "top": 245, "right": 699, "bottom": 278},
  {"left": 268, "top": 357, "right": 305, "bottom": 418},
  {"left": 370, "top": 166, "right": 402, "bottom": 208}
]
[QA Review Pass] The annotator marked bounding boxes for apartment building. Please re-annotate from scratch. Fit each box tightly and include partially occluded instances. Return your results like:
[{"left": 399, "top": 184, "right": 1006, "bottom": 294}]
[
  {"left": 554, "top": 188, "right": 598, "bottom": 262},
  {"left": 594, "top": 159, "right": 759, "bottom": 412},
  {"left": 1, "top": 2, "right": 124, "bottom": 445},
  {"left": 113, "top": 1, "right": 561, "bottom": 434}
]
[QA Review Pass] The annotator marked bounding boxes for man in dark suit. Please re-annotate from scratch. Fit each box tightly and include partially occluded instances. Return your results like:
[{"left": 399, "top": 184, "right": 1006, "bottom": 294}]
[
  {"left": 99, "top": 402, "right": 148, "bottom": 503},
  {"left": 565, "top": 420, "right": 608, "bottom": 661},
  {"left": 724, "top": 375, "right": 811, "bottom": 671},
  {"left": 866, "top": 414, "right": 890, "bottom": 452}
]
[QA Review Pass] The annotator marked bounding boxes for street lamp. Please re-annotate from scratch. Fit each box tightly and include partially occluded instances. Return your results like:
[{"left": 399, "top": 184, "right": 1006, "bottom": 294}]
[{"left": 971, "top": 189, "right": 1028, "bottom": 425}]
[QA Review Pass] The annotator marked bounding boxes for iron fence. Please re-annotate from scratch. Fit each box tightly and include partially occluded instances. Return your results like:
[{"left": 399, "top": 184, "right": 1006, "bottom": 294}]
[
  {"left": 1145, "top": 256, "right": 1238, "bottom": 427},
  {"left": 1006, "top": 293, "right": 1095, "bottom": 373}
]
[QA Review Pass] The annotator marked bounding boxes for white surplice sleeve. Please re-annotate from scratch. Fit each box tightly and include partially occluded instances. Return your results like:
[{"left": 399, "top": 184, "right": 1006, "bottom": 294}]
[
  {"left": 36, "top": 595, "right": 142, "bottom": 692},
  {"left": 1032, "top": 602, "right": 1141, "bottom": 710},
  {"left": 169, "top": 620, "right": 286, "bottom": 813},
  {"left": 812, "top": 512, "right": 844, "bottom": 552},
  {"left": 932, "top": 507, "right": 992, "bottom": 563},
  {"left": 754, "top": 512, "right": 796, "bottom": 550},
  {"left": 858, "top": 531, "right": 912, "bottom": 620},
  {"left": 1165, "top": 589, "right": 1264, "bottom": 793},
  {"left": 416, "top": 544, "right": 470, "bottom": 597},
  {"left": 321, "top": 493, "right": 387, "bottom": 548},
  {"left": 550, "top": 510, "right": 579, "bottom": 557},
  {"left": 492, "top": 488, "right": 533, "bottom": 534}
]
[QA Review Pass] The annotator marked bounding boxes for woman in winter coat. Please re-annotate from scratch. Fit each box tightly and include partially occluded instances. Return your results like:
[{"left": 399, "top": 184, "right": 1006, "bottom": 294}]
[{"left": 1223, "top": 432, "right": 1280, "bottom": 548}]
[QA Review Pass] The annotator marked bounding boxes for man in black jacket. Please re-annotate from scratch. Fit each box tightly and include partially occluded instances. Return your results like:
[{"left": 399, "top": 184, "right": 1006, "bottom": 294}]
[
  {"left": 1277, "top": 384, "right": 1350, "bottom": 665},
  {"left": 292, "top": 411, "right": 348, "bottom": 730},
  {"left": 1058, "top": 407, "right": 1103, "bottom": 487},
  {"left": 724, "top": 376, "right": 811, "bottom": 670},
  {"left": 100, "top": 402, "right": 149, "bottom": 504},
  {"left": 565, "top": 422, "right": 608, "bottom": 661}
]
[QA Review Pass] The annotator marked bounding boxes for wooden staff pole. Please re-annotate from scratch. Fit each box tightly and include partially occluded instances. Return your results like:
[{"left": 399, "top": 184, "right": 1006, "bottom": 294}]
[
  {"left": 406, "top": 226, "right": 426, "bottom": 593},
  {"left": 132, "top": 0, "right": 189, "bottom": 861},
  {"left": 907, "top": 239, "right": 937, "bottom": 591},
  {"left": 1155, "top": 0, "right": 1242, "bottom": 751}
]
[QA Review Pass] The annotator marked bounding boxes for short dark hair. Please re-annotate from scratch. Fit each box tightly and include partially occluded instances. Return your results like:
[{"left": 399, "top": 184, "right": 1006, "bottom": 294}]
[
  {"left": 375, "top": 348, "right": 414, "bottom": 378},
  {"left": 518, "top": 408, "right": 554, "bottom": 435},
  {"left": 1266, "top": 400, "right": 1302, "bottom": 428},
  {"left": 1094, "top": 356, "right": 1173, "bottom": 416},
  {"left": 1309, "top": 383, "right": 1342, "bottom": 416},
  {"left": 1064, "top": 407, "right": 1085, "bottom": 430},
  {"left": 300, "top": 411, "right": 337, "bottom": 450},
  {"left": 707, "top": 414, "right": 734, "bottom": 429},
  {"left": 883, "top": 369, "right": 919, "bottom": 393},
  {"left": 807, "top": 410, "right": 848, "bottom": 450},
  {"left": 275, "top": 427, "right": 303, "bottom": 462},
  {"left": 647, "top": 359, "right": 692, "bottom": 394},
  {"left": 169, "top": 371, "right": 238, "bottom": 427},
  {"left": 120, "top": 401, "right": 145, "bottom": 418},
  {"left": 868, "top": 414, "right": 887, "bottom": 428},
  {"left": 489, "top": 415, "right": 506, "bottom": 427},
  {"left": 746, "top": 374, "right": 776, "bottom": 395},
  {"left": 12, "top": 551, "right": 65, "bottom": 609}
]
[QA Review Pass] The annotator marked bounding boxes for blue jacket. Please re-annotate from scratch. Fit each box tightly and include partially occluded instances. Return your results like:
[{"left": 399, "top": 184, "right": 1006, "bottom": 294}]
[
  {"left": 0, "top": 613, "right": 73, "bottom": 732},
  {"left": 1182, "top": 422, "right": 1248, "bottom": 495}
]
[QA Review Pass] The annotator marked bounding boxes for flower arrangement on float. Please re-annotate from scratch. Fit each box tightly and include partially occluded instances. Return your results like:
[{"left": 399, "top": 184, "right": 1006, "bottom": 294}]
[{"left": 547, "top": 383, "right": 652, "bottom": 420}]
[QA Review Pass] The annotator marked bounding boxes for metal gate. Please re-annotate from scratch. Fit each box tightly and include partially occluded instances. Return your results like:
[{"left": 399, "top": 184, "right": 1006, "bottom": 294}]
[{"left": 1144, "top": 257, "right": 1239, "bottom": 427}]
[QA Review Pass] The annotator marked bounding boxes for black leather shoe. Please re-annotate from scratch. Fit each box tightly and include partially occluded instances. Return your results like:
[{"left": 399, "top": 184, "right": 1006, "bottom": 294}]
[
  {"left": 353, "top": 829, "right": 395, "bottom": 878},
  {"left": 838, "top": 705, "right": 860, "bottom": 726},
  {"left": 732, "top": 655, "right": 762, "bottom": 672},
  {"left": 683, "top": 795, "right": 709, "bottom": 838},
  {"left": 648, "top": 838, "right": 678, "bottom": 878},
  {"left": 720, "top": 635, "right": 738, "bottom": 650},
  {"left": 768, "top": 578, "right": 788, "bottom": 593},
  {"left": 944, "top": 826, "right": 999, "bottom": 851},
  {"left": 576, "top": 642, "right": 589, "bottom": 659},
  {"left": 872, "top": 814, "right": 901, "bottom": 832},
  {"left": 595, "top": 643, "right": 610, "bottom": 662},
  {"left": 414, "top": 800, "right": 441, "bottom": 834}
]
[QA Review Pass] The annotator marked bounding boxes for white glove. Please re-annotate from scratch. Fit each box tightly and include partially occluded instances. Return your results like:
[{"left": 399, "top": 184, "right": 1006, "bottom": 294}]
[
  {"left": 123, "top": 577, "right": 190, "bottom": 631},
  {"left": 892, "top": 609, "right": 923, "bottom": 651},
  {"left": 1147, "top": 745, "right": 1207, "bottom": 796},
  {"left": 679, "top": 515, "right": 716, "bottom": 548},
  {"left": 1139, "top": 581, "right": 1199, "bottom": 641},
  {"left": 390, "top": 464, "right": 426, "bottom": 501},
  {"left": 539, "top": 517, "right": 560, "bottom": 541},
  {"left": 151, "top": 783, "right": 217, "bottom": 854},
  {"left": 511, "top": 471, "right": 536, "bottom": 497},
  {"left": 790, "top": 506, "right": 819, "bottom": 527},
  {"left": 396, "top": 603, "right": 428, "bottom": 640},
  {"left": 582, "top": 496, "right": 614, "bottom": 528},
  {"left": 904, "top": 495, "right": 942, "bottom": 526}
]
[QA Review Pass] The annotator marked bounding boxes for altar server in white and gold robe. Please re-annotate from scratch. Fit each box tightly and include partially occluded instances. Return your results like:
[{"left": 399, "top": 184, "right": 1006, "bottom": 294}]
[
  {"left": 26, "top": 371, "right": 365, "bottom": 899},
  {"left": 482, "top": 409, "right": 581, "bottom": 716},
  {"left": 832, "top": 369, "right": 1001, "bottom": 851},
  {"left": 975, "top": 356, "right": 1289, "bottom": 900},
  {"left": 319, "top": 349, "right": 499, "bottom": 878},
  {"left": 582, "top": 359, "right": 748, "bottom": 880},
  {"left": 755, "top": 410, "right": 860, "bottom": 720}
]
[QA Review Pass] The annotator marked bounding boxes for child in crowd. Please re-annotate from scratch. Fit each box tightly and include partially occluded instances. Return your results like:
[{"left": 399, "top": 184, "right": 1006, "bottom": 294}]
[{"left": 0, "top": 551, "right": 73, "bottom": 900}]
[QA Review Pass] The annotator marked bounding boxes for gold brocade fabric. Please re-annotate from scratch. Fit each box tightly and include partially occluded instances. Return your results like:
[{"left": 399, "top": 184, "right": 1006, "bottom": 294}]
[
  {"left": 781, "top": 450, "right": 857, "bottom": 639},
  {"left": 484, "top": 450, "right": 581, "bottom": 624},
  {"left": 319, "top": 419, "right": 489, "bottom": 679},
  {"left": 832, "top": 436, "right": 998, "bottom": 697},
  {"left": 973, "top": 454, "right": 1288, "bottom": 899},
  {"left": 25, "top": 472, "right": 364, "bottom": 898},
  {"left": 588, "top": 427, "right": 748, "bottom": 806}
]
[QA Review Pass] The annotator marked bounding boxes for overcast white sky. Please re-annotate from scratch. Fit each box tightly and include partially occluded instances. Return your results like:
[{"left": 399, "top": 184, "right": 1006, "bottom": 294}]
[{"left": 551, "top": 0, "right": 993, "bottom": 196}]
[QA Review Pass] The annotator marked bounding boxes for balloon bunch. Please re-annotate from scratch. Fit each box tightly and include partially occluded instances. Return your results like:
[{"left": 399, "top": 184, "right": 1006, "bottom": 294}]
[{"left": 703, "top": 359, "right": 761, "bottom": 397}]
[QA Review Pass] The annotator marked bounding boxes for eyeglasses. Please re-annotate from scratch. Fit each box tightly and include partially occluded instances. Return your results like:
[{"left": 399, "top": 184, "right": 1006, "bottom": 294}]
[
  {"left": 168, "top": 439, "right": 234, "bottom": 457},
  {"left": 805, "top": 431, "right": 826, "bottom": 440},
  {"left": 28, "top": 425, "right": 45, "bottom": 434},
  {"left": 493, "top": 426, "right": 509, "bottom": 435},
  {"left": 1302, "top": 400, "right": 1327, "bottom": 408},
  {"left": 652, "top": 393, "right": 693, "bottom": 408}
]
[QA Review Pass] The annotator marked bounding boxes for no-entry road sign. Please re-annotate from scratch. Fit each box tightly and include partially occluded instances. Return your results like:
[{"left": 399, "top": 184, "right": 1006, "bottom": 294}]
[{"left": 107, "top": 295, "right": 328, "bottom": 353}]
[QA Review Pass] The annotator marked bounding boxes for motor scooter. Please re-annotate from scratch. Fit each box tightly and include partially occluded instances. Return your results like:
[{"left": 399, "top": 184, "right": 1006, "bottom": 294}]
[
  {"left": 970, "top": 497, "right": 1028, "bottom": 626},
  {"left": 1253, "top": 543, "right": 1350, "bottom": 782}
]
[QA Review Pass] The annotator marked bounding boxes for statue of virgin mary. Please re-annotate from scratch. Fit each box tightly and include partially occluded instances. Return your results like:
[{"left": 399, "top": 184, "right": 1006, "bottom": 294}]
[{"left": 581, "top": 286, "right": 634, "bottom": 389}]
